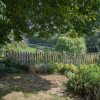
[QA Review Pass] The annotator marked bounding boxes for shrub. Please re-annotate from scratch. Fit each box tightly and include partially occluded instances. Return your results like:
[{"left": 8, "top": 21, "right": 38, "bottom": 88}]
[
  {"left": 52, "top": 63, "right": 77, "bottom": 74},
  {"left": 66, "top": 64, "right": 100, "bottom": 100},
  {"left": 27, "top": 62, "right": 77, "bottom": 74},
  {"left": 63, "top": 64, "right": 77, "bottom": 73},
  {"left": 4, "top": 58, "right": 28, "bottom": 73},
  {"left": 28, "top": 62, "right": 54, "bottom": 74},
  {"left": 4, "top": 57, "right": 54, "bottom": 74},
  {"left": 0, "top": 60, "right": 5, "bottom": 75},
  {"left": 18, "top": 41, "right": 27, "bottom": 48},
  {"left": 52, "top": 63, "right": 64, "bottom": 73},
  {"left": 55, "top": 37, "right": 86, "bottom": 54},
  {"left": 3, "top": 41, "right": 27, "bottom": 52},
  {"left": 42, "top": 64, "right": 54, "bottom": 74},
  {"left": 4, "top": 57, "right": 77, "bottom": 74}
]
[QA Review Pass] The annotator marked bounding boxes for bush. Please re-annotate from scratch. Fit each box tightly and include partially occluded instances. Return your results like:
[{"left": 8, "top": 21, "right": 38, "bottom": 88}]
[
  {"left": 4, "top": 57, "right": 77, "bottom": 74},
  {"left": 27, "top": 61, "right": 54, "bottom": 74},
  {"left": 66, "top": 64, "right": 100, "bottom": 100},
  {"left": 0, "top": 60, "right": 5, "bottom": 75},
  {"left": 3, "top": 41, "right": 27, "bottom": 52},
  {"left": 55, "top": 37, "right": 86, "bottom": 54},
  {"left": 42, "top": 64, "right": 54, "bottom": 74},
  {"left": 4, "top": 58, "right": 28, "bottom": 73},
  {"left": 4, "top": 58, "right": 54, "bottom": 74},
  {"left": 52, "top": 63, "right": 77, "bottom": 74},
  {"left": 52, "top": 63, "right": 64, "bottom": 73},
  {"left": 27, "top": 62, "right": 77, "bottom": 74},
  {"left": 63, "top": 64, "right": 77, "bottom": 73}
]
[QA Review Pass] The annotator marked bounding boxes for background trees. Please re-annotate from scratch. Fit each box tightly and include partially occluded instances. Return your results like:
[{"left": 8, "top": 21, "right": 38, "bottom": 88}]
[
  {"left": 0, "top": 0, "right": 100, "bottom": 45},
  {"left": 55, "top": 37, "right": 86, "bottom": 54},
  {"left": 0, "top": 1, "right": 10, "bottom": 45}
]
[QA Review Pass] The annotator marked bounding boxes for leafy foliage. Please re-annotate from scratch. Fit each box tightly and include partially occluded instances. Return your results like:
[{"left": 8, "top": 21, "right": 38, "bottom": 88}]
[
  {"left": 0, "top": 0, "right": 100, "bottom": 44},
  {"left": 66, "top": 64, "right": 100, "bottom": 100},
  {"left": 0, "top": 60, "right": 5, "bottom": 75},
  {"left": 0, "top": 41, "right": 27, "bottom": 58},
  {"left": 86, "top": 32, "right": 100, "bottom": 52},
  {"left": 3, "top": 54, "right": 78, "bottom": 74},
  {"left": 3, "top": 41, "right": 27, "bottom": 52},
  {"left": 55, "top": 37, "right": 86, "bottom": 53},
  {"left": 28, "top": 63, "right": 54, "bottom": 74},
  {"left": 0, "top": 0, "right": 11, "bottom": 45},
  {"left": 4, "top": 58, "right": 28, "bottom": 73},
  {"left": 52, "top": 63, "right": 77, "bottom": 74}
]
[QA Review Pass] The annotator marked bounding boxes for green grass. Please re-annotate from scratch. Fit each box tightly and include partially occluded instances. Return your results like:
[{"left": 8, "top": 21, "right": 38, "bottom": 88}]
[{"left": 16, "top": 47, "right": 36, "bottom": 52}]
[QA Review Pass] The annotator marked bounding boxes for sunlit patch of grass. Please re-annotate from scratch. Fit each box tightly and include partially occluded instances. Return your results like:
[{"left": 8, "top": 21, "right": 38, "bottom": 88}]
[
  {"left": 16, "top": 47, "right": 36, "bottom": 52},
  {"left": 49, "top": 93, "right": 71, "bottom": 100}
]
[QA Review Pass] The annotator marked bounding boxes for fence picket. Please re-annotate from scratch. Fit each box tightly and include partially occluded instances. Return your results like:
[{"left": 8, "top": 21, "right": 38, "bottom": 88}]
[{"left": 4, "top": 51, "right": 100, "bottom": 65}]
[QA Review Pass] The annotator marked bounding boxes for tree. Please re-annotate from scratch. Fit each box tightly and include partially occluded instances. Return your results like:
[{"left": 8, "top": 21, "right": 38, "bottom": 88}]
[
  {"left": 0, "top": 0, "right": 11, "bottom": 45},
  {"left": 55, "top": 37, "right": 86, "bottom": 54},
  {"left": 0, "top": 0, "right": 100, "bottom": 45},
  {"left": 86, "top": 32, "right": 100, "bottom": 52}
]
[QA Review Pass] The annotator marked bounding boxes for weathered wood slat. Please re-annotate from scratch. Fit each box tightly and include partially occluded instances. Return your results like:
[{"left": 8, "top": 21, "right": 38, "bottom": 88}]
[{"left": 4, "top": 51, "right": 100, "bottom": 65}]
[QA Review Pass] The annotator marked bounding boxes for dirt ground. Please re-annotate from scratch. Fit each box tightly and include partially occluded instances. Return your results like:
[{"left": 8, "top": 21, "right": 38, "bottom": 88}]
[{"left": 0, "top": 74, "right": 82, "bottom": 100}]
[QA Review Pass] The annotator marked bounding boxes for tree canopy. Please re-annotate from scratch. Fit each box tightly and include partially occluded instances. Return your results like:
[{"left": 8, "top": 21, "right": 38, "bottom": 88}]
[
  {"left": 0, "top": 0, "right": 100, "bottom": 45},
  {"left": 55, "top": 37, "right": 86, "bottom": 54}
]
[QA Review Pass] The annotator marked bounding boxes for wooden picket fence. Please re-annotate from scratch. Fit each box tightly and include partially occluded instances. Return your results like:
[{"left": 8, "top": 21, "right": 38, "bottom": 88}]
[{"left": 4, "top": 51, "right": 100, "bottom": 65}]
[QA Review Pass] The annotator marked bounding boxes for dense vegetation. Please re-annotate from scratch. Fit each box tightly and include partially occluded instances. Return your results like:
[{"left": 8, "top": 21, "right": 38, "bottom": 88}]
[
  {"left": 52, "top": 63, "right": 77, "bottom": 74},
  {"left": 0, "top": 0, "right": 100, "bottom": 44},
  {"left": 86, "top": 32, "right": 100, "bottom": 52},
  {"left": 0, "top": 0, "right": 100, "bottom": 99},
  {"left": 1, "top": 53, "right": 100, "bottom": 99},
  {"left": 2, "top": 58, "right": 77, "bottom": 74},
  {"left": 66, "top": 64, "right": 100, "bottom": 100},
  {"left": 55, "top": 37, "right": 86, "bottom": 53}
]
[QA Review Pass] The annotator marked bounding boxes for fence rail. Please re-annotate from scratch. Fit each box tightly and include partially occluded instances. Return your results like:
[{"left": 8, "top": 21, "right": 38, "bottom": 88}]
[{"left": 4, "top": 51, "right": 100, "bottom": 65}]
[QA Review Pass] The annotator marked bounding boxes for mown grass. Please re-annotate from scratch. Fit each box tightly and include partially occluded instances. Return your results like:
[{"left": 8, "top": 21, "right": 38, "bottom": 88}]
[{"left": 16, "top": 47, "right": 36, "bottom": 52}]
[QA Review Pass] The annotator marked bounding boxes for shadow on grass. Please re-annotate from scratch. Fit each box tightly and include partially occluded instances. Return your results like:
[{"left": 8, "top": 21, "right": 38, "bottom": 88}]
[
  {"left": 28, "top": 44, "right": 54, "bottom": 51},
  {"left": 0, "top": 74, "right": 55, "bottom": 99}
]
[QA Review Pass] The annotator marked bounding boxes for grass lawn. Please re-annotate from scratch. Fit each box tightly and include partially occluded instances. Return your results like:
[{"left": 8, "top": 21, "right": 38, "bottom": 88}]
[
  {"left": 0, "top": 74, "right": 72, "bottom": 100},
  {"left": 16, "top": 47, "right": 36, "bottom": 52},
  {"left": 28, "top": 44, "right": 54, "bottom": 51}
]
